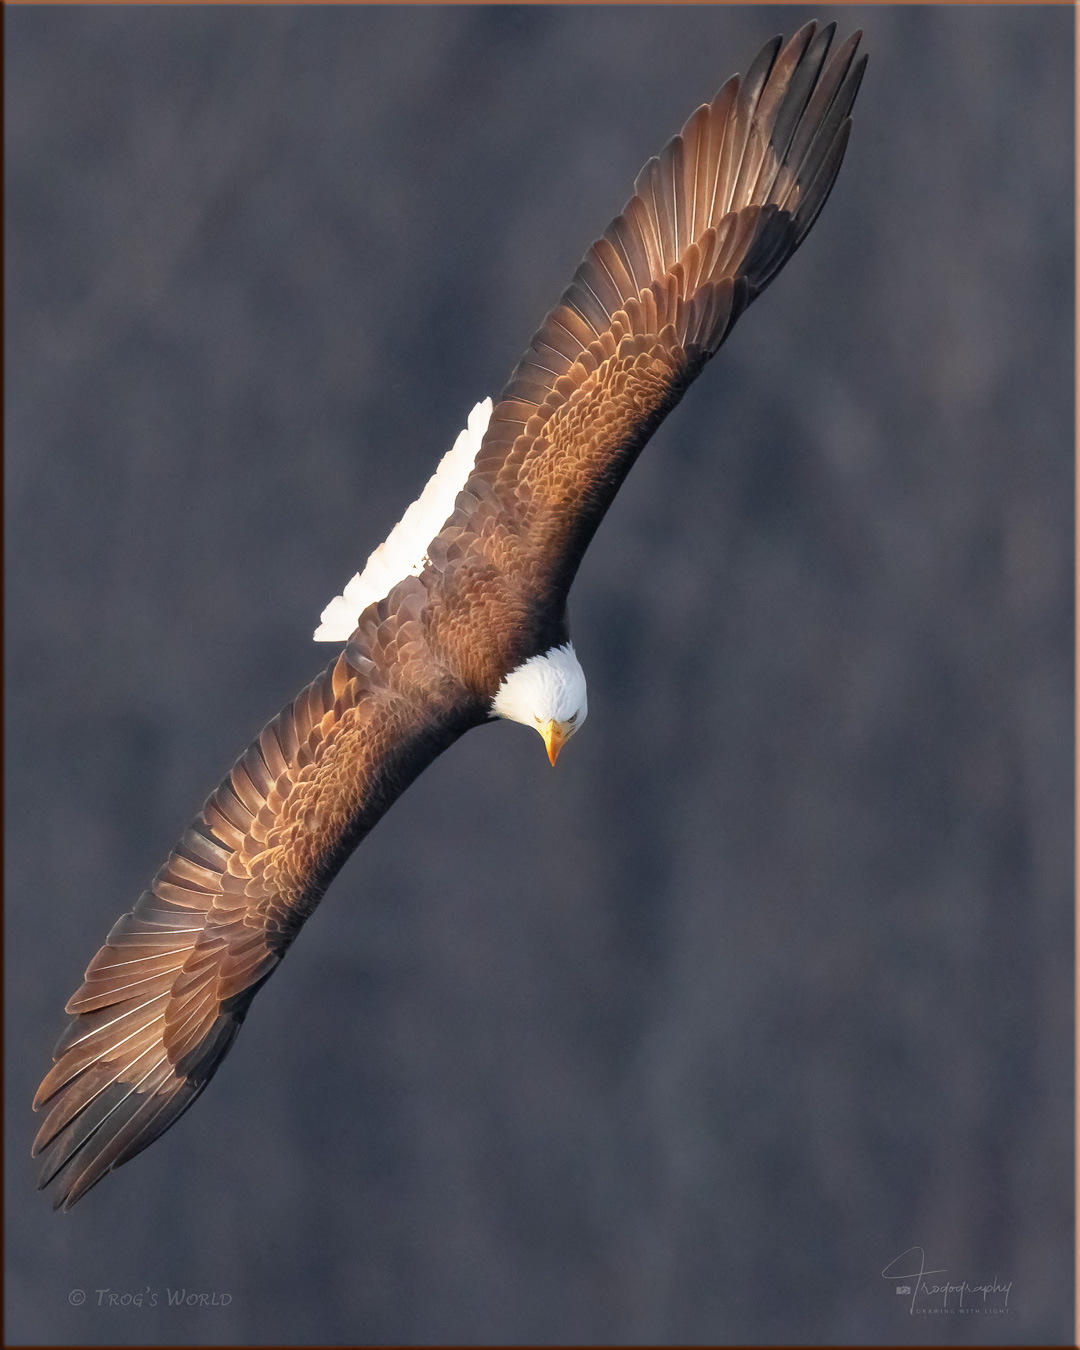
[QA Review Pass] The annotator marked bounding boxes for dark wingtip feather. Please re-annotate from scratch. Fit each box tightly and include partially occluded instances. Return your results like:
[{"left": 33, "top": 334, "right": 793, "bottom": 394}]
[{"left": 480, "top": 24, "right": 867, "bottom": 455}]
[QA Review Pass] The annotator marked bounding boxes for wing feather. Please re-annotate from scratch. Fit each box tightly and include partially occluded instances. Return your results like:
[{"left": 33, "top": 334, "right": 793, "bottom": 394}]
[
  {"left": 462, "top": 23, "right": 865, "bottom": 595},
  {"left": 33, "top": 602, "right": 479, "bottom": 1209},
  {"left": 33, "top": 25, "right": 866, "bottom": 1211}
]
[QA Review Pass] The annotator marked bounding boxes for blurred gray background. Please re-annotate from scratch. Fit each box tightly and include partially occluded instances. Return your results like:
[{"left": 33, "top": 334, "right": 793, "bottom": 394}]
[{"left": 5, "top": 5, "right": 1074, "bottom": 1345}]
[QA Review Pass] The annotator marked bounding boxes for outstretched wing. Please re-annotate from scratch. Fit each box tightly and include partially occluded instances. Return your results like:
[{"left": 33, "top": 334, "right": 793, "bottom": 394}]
[
  {"left": 459, "top": 22, "right": 866, "bottom": 600},
  {"left": 33, "top": 586, "right": 478, "bottom": 1210},
  {"left": 33, "top": 24, "right": 866, "bottom": 1211}
]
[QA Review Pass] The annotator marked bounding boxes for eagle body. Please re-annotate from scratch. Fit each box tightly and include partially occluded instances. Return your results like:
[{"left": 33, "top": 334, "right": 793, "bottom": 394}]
[{"left": 34, "top": 22, "right": 866, "bottom": 1208}]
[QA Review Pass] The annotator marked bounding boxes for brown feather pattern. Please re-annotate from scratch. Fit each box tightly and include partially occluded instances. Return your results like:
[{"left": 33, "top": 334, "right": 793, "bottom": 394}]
[
  {"left": 465, "top": 21, "right": 865, "bottom": 601},
  {"left": 34, "top": 594, "right": 486, "bottom": 1208},
  {"left": 34, "top": 24, "right": 865, "bottom": 1208}
]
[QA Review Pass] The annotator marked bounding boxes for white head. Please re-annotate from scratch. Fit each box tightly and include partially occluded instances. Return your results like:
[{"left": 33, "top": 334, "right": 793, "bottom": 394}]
[{"left": 491, "top": 642, "right": 588, "bottom": 765}]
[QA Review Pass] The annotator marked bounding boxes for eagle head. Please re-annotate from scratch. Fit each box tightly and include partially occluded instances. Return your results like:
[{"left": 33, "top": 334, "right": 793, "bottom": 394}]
[{"left": 491, "top": 642, "right": 588, "bottom": 765}]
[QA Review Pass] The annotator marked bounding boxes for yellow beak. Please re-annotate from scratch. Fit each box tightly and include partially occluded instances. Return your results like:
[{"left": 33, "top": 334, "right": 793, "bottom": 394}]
[{"left": 540, "top": 719, "right": 567, "bottom": 766}]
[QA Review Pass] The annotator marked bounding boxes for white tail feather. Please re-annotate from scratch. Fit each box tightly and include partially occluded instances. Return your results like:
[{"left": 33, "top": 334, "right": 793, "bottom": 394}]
[{"left": 314, "top": 398, "right": 493, "bottom": 642}]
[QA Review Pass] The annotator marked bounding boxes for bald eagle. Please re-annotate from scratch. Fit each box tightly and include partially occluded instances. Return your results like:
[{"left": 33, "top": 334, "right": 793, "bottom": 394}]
[{"left": 33, "top": 22, "right": 866, "bottom": 1209}]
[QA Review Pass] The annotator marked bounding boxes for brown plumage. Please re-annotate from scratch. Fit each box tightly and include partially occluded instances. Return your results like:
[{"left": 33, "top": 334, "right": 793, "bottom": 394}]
[{"left": 33, "top": 22, "right": 866, "bottom": 1209}]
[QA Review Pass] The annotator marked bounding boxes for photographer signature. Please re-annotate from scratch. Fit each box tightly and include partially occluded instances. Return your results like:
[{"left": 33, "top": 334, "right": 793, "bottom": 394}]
[{"left": 882, "top": 1246, "right": 1012, "bottom": 1315}]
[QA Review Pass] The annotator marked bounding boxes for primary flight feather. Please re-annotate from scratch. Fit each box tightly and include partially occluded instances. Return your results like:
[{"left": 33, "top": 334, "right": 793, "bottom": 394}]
[{"left": 34, "top": 22, "right": 866, "bottom": 1209}]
